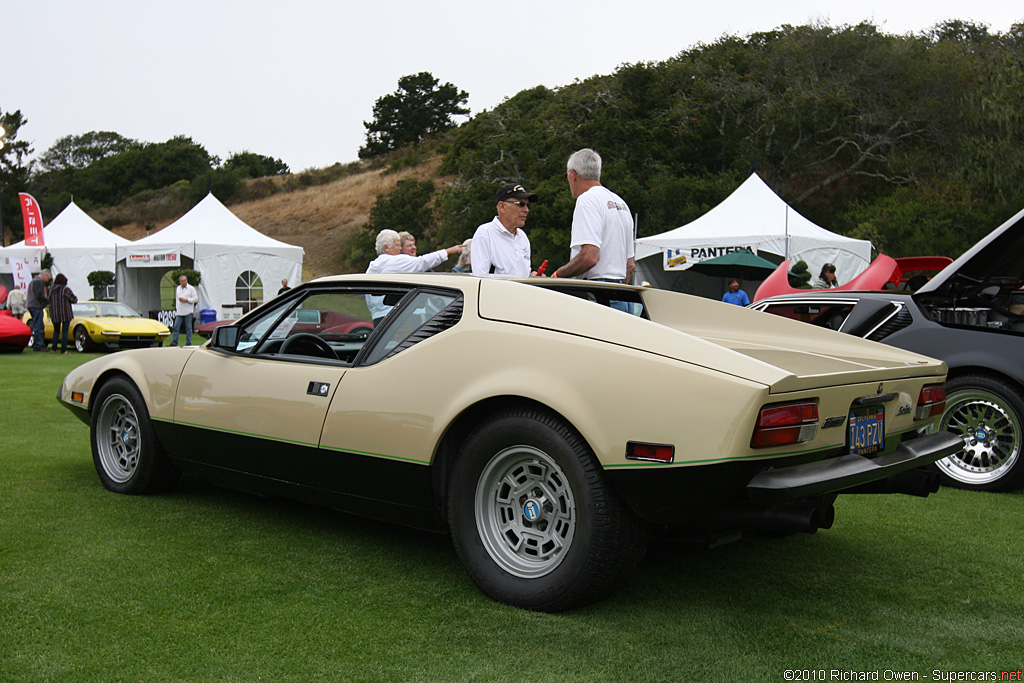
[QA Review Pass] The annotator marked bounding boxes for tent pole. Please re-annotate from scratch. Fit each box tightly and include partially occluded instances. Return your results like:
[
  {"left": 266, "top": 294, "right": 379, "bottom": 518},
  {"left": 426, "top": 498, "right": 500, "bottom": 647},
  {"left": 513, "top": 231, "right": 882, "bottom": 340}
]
[{"left": 785, "top": 207, "right": 790, "bottom": 259}]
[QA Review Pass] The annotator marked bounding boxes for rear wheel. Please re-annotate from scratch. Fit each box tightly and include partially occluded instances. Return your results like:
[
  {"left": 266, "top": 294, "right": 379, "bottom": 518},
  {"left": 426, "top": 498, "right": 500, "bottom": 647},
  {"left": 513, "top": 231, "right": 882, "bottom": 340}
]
[
  {"left": 90, "top": 377, "right": 180, "bottom": 494},
  {"left": 74, "top": 325, "right": 94, "bottom": 353},
  {"left": 933, "top": 375, "right": 1024, "bottom": 492},
  {"left": 447, "top": 408, "right": 648, "bottom": 611}
]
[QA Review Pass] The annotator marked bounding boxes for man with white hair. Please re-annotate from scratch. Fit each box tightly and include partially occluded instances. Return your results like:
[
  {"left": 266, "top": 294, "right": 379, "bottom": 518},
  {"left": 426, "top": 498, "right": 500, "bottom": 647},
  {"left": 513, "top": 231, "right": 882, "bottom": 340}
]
[
  {"left": 552, "top": 149, "right": 634, "bottom": 285},
  {"left": 365, "top": 229, "right": 463, "bottom": 323}
]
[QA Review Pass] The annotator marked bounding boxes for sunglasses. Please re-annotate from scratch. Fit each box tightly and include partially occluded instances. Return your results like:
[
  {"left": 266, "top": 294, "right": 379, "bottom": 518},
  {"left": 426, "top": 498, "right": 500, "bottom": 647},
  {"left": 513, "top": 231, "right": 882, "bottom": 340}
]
[{"left": 502, "top": 200, "right": 530, "bottom": 208}]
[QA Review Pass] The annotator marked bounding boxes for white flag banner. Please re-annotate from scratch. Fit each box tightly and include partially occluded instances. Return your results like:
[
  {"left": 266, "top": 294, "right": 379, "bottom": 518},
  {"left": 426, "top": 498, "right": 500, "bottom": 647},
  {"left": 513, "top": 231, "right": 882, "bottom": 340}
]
[{"left": 11, "top": 258, "right": 32, "bottom": 290}]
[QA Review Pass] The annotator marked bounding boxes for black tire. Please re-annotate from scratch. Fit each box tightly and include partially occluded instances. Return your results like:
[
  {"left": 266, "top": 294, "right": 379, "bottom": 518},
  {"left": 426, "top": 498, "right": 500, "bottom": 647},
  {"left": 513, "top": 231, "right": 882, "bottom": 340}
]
[
  {"left": 90, "top": 377, "right": 181, "bottom": 494},
  {"left": 447, "top": 408, "right": 649, "bottom": 611},
  {"left": 74, "top": 325, "right": 94, "bottom": 353},
  {"left": 933, "top": 374, "right": 1024, "bottom": 492}
]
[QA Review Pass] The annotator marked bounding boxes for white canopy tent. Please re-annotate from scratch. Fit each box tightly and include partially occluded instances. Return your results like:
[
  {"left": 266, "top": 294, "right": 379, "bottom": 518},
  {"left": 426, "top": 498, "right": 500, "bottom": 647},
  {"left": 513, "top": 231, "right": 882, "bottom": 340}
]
[
  {"left": 634, "top": 174, "right": 872, "bottom": 295},
  {"left": 0, "top": 201, "right": 131, "bottom": 298},
  {"left": 115, "top": 193, "right": 303, "bottom": 323}
]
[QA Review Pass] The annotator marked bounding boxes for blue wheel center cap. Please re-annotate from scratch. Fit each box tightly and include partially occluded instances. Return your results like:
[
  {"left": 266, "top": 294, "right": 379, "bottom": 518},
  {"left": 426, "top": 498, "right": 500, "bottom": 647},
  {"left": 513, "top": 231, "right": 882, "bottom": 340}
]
[
  {"left": 974, "top": 428, "right": 988, "bottom": 441},
  {"left": 523, "top": 500, "right": 541, "bottom": 521}
]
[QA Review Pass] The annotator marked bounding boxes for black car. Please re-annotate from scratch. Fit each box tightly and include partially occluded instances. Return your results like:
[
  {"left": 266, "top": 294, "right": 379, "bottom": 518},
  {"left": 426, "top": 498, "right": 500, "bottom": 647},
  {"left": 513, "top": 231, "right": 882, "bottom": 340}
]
[{"left": 751, "top": 208, "right": 1024, "bottom": 492}]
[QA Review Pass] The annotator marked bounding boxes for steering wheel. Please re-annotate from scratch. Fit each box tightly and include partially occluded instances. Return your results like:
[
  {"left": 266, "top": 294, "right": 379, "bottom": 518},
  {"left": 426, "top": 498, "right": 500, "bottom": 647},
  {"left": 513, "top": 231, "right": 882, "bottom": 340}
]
[{"left": 279, "top": 333, "right": 337, "bottom": 360}]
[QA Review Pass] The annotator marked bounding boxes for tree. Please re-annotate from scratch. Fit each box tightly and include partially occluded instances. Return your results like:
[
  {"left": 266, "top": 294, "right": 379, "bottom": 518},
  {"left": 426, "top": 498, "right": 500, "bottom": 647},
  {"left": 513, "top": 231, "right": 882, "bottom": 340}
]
[
  {"left": 36, "top": 131, "right": 139, "bottom": 173},
  {"left": 1, "top": 107, "right": 33, "bottom": 244},
  {"left": 222, "top": 151, "right": 290, "bottom": 178},
  {"left": 359, "top": 72, "right": 469, "bottom": 158},
  {"left": 345, "top": 179, "right": 437, "bottom": 269}
]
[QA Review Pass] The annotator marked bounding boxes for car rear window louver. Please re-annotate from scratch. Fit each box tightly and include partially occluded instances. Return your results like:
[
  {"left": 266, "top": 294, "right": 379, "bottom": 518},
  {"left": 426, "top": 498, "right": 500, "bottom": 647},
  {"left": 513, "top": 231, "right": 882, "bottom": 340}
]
[
  {"left": 866, "top": 307, "right": 912, "bottom": 342},
  {"left": 382, "top": 299, "right": 464, "bottom": 361}
]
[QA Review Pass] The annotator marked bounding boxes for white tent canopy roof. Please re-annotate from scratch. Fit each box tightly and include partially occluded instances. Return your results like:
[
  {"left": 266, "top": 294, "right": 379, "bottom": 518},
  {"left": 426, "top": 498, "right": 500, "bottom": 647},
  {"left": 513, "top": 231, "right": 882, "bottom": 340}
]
[
  {"left": 635, "top": 174, "right": 872, "bottom": 277},
  {"left": 1, "top": 201, "right": 131, "bottom": 298},
  {"left": 125, "top": 192, "right": 301, "bottom": 256},
  {"left": 116, "top": 193, "right": 303, "bottom": 320},
  {"left": 4, "top": 201, "right": 131, "bottom": 253}
]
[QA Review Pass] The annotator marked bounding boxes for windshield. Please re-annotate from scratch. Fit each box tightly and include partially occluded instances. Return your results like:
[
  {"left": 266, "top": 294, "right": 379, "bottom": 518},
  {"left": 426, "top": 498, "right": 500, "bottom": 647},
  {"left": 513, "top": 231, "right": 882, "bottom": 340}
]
[{"left": 72, "top": 302, "right": 142, "bottom": 318}]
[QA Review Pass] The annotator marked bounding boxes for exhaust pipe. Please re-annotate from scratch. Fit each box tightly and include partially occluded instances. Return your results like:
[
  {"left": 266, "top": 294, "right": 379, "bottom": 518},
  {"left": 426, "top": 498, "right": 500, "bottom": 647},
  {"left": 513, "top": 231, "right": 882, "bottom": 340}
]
[
  {"left": 705, "top": 500, "right": 835, "bottom": 535},
  {"left": 844, "top": 468, "right": 940, "bottom": 497}
]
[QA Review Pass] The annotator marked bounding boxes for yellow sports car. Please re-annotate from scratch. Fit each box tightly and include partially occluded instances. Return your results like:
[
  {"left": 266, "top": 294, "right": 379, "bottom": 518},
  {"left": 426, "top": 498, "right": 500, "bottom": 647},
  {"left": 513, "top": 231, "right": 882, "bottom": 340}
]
[
  {"left": 58, "top": 275, "right": 961, "bottom": 610},
  {"left": 40, "top": 301, "right": 170, "bottom": 352}
]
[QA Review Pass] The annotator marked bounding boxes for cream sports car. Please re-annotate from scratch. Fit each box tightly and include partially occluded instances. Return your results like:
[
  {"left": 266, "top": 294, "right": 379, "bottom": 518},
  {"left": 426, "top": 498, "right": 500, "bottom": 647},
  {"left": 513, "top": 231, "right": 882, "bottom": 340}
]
[
  {"left": 40, "top": 301, "right": 170, "bottom": 352},
  {"left": 58, "top": 275, "right": 962, "bottom": 611}
]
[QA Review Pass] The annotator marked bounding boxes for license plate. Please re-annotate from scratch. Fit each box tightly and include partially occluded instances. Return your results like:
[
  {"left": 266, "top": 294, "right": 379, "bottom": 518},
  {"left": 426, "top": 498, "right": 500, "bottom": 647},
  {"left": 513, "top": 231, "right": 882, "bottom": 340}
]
[{"left": 848, "top": 407, "right": 885, "bottom": 455}]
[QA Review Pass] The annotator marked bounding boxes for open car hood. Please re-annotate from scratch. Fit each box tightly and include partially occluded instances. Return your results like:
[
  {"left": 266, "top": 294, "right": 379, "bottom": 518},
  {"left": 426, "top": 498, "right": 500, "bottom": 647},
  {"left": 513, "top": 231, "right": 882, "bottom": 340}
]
[{"left": 915, "top": 206, "right": 1024, "bottom": 297}]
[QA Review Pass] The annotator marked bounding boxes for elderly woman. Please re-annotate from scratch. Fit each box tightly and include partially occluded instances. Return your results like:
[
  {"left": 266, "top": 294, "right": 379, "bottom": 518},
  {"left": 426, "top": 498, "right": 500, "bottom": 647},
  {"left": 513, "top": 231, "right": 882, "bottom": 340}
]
[
  {"left": 398, "top": 231, "right": 417, "bottom": 256},
  {"left": 365, "top": 229, "right": 463, "bottom": 323}
]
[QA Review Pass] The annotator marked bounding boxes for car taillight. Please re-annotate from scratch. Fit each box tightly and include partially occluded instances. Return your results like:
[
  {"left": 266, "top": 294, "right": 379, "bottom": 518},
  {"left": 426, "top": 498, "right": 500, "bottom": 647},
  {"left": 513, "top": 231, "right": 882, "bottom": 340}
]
[
  {"left": 915, "top": 384, "right": 946, "bottom": 420},
  {"left": 751, "top": 401, "right": 819, "bottom": 448},
  {"left": 625, "top": 441, "right": 675, "bottom": 463}
]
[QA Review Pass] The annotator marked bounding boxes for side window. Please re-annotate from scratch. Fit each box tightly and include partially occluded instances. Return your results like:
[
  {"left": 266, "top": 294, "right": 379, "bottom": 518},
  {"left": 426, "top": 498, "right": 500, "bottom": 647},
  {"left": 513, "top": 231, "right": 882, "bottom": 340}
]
[
  {"left": 760, "top": 302, "right": 854, "bottom": 331},
  {"left": 362, "top": 291, "right": 461, "bottom": 365},
  {"left": 234, "top": 290, "right": 380, "bottom": 364}
]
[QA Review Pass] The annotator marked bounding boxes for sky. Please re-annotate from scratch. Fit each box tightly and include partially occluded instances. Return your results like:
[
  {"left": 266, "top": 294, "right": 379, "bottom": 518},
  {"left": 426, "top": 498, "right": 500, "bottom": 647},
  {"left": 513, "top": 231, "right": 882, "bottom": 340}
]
[{"left": 3, "top": 0, "right": 1021, "bottom": 173}]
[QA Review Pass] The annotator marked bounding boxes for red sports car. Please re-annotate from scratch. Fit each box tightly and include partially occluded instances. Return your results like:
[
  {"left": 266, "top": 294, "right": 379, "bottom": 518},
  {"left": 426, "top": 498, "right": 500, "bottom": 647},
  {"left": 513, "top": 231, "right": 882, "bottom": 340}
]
[{"left": 0, "top": 311, "right": 31, "bottom": 353}]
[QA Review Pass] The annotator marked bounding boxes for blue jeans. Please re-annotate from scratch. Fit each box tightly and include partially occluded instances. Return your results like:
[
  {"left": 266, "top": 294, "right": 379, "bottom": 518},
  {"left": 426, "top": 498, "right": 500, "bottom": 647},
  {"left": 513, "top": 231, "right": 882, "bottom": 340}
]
[
  {"left": 28, "top": 307, "right": 46, "bottom": 350},
  {"left": 172, "top": 313, "right": 193, "bottom": 346}
]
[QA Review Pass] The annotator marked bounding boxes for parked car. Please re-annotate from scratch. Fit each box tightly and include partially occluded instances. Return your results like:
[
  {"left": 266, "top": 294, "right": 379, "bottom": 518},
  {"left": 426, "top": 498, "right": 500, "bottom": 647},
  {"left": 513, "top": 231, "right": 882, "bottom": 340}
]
[
  {"left": 753, "top": 254, "right": 953, "bottom": 301},
  {"left": 750, "top": 207, "right": 1024, "bottom": 492},
  {"left": 0, "top": 311, "right": 32, "bottom": 352},
  {"left": 58, "top": 274, "right": 960, "bottom": 611},
  {"left": 38, "top": 301, "right": 171, "bottom": 352}
]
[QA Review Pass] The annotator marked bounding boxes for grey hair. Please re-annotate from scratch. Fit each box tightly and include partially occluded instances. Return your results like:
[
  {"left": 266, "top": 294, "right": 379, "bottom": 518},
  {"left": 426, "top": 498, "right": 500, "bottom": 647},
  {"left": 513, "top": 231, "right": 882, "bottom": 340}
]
[
  {"left": 398, "top": 231, "right": 415, "bottom": 246},
  {"left": 567, "top": 148, "right": 602, "bottom": 181},
  {"left": 375, "top": 229, "right": 401, "bottom": 254}
]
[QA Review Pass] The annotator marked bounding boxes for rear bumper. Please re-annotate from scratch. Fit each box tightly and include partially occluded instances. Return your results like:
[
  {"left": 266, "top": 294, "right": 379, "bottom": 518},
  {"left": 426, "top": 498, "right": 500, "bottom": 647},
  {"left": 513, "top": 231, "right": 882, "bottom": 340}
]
[{"left": 746, "top": 431, "right": 963, "bottom": 504}]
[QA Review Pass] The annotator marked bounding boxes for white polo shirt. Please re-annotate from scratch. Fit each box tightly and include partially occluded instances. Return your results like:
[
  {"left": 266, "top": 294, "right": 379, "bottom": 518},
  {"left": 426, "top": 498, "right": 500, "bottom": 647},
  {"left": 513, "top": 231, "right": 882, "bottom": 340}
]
[
  {"left": 471, "top": 217, "right": 531, "bottom": 277},
  {"left": 569, "top": 185, "right": 634, "bottom": 281}
]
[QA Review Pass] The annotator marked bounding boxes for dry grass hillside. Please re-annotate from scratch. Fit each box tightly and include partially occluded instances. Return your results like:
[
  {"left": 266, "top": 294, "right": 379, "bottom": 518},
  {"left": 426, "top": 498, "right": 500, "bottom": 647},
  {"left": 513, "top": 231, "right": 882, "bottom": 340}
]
[{"left": 111, "top": 155, "right": 446, "bottom": 280}]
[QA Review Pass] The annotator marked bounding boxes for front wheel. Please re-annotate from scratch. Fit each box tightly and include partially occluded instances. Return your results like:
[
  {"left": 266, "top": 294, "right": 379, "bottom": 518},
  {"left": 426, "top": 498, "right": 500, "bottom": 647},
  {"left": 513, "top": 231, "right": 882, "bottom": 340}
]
[
  {"left": 447, "top": 408, "right": 648, "bottom": 611},
  {"left": 74, "top": 325, "right": 94, "bottom": 353},
  {"left": 933, "top": 374, "right": 1024, "bottom": 492},
  {"left": 90, "top": 377, "right": 180, "bottom": 494}
]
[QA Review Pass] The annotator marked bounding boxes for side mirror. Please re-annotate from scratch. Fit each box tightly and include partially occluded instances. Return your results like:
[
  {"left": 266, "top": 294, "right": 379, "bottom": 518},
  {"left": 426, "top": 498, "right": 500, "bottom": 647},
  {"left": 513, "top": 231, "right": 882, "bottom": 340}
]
[{"left": 213, "top": 325, "right": 239, "bottom": 350}]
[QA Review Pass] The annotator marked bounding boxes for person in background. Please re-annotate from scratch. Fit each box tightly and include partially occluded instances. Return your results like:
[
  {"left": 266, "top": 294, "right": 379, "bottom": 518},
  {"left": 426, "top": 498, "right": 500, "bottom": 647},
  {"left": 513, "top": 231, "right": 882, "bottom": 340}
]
[
  {"left": 471, "top": 184, "right": 538, "bottom": 277},
  {"left": 399, "top": 231, "right": 418, "bottom": 256},
  {"left": 552, "top": 149, "right": 634, "bottom": 285},
  {"left": 815, "top": 263, "right": 840, "bottom": 289},
  {"left": 365, "top": 229, "right": 463, "bottom": 324},
  {"left": 47, "top": 273, "right": 78, "bottom": 354},
  {"left": 172, "top": 274, "right": 199, "bottom": 346},
  {"left": 278, "top": 279, "right": 291, "bottom": 295},
  {"left": 721, "top": 278, "right": 751, "bottom": 306},
  {"left": 451, "top": 239, "right": 473, "bottom": 273},
  {"left": 6, "top": 287, "right": 27, "bottom": 317},
  {"left": 26, "top": 269, "right": 51, "bottom": 352}
]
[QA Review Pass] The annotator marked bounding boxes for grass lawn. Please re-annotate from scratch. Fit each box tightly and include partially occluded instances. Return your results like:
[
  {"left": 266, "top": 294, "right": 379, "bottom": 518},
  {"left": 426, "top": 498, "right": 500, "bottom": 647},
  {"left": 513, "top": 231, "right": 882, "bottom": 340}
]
[{"left": 2, "top": 351, "right": 1022, "bottom": 682}]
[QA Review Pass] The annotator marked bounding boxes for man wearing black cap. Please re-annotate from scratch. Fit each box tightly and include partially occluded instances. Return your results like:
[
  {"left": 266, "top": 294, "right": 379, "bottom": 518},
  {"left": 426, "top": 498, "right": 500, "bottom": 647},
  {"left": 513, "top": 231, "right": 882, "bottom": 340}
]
[{"left": 471, "top": 183, "right": 538, "bottom": 277}]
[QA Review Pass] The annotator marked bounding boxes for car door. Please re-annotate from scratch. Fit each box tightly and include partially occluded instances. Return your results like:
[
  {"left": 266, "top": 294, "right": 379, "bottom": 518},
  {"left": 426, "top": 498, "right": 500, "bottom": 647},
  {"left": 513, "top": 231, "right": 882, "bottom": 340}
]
[
  {"left": 317, "top": 288, "right": 464, "bottom": 507},
  {"left": 173, "top": 289, "right": 379, "bottom": 486}
]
